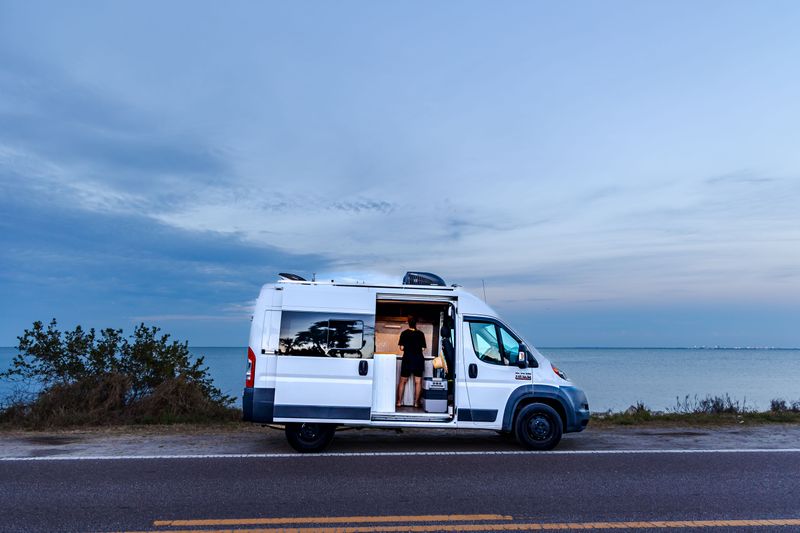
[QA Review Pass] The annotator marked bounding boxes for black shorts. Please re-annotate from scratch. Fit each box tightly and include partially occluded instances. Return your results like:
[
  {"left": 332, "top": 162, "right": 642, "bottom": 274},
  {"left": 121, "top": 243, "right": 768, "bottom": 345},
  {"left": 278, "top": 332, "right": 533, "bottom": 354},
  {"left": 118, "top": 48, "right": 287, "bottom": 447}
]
[{"left": 400, "top": 355, "right": 424, "bottom": 378}]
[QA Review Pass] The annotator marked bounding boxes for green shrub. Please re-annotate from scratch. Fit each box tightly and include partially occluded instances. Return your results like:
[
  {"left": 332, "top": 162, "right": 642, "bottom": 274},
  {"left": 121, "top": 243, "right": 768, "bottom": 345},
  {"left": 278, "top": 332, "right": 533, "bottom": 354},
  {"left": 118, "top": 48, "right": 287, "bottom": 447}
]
[
  {"left": 0, "top": 319, "right": 236, "bottom": 428},
  {"left": 770, "top": 398, "right": 800, "bottom": 413},
  {"left": 673, "top": 393, "right": 748, "bottom": 415}
]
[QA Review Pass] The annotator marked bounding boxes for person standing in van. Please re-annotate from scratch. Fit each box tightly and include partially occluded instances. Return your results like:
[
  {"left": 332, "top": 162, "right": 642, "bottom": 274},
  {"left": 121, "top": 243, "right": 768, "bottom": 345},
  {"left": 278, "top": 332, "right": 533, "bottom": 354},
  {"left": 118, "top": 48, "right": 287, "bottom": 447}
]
[{"left": 396, "top": 316, "right": 427, "bottom": 408}]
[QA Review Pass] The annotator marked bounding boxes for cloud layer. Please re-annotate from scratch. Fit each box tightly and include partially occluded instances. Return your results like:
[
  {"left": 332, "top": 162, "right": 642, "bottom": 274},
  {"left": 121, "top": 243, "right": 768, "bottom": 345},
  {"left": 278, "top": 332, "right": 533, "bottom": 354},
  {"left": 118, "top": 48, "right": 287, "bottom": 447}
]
[{"left": 1, "top": 2, "right": 799, "bottom": 346}]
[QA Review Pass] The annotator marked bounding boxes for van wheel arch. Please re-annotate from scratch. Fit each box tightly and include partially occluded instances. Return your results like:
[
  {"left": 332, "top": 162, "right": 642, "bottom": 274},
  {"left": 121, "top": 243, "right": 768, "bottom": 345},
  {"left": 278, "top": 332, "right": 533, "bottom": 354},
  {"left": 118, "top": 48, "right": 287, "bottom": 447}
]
[{"left": 513, "top": 396, "right": 567, "bottom": 433}]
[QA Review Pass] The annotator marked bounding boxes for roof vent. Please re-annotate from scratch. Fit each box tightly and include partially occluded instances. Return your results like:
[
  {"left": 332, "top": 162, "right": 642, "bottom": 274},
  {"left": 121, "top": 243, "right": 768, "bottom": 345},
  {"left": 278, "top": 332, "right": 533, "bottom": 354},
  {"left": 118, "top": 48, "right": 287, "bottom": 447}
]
[
  {"left": 278, "top": 272, "right": 307, "bottom": 281},
  {"left": 403, "top": 271, "right": 446, "bottom": 287}
]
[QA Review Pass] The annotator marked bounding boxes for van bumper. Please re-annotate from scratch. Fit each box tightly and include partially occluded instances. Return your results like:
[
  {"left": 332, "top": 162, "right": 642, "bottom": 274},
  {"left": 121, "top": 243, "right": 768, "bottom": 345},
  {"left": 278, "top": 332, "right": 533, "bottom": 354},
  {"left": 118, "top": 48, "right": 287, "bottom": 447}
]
[
  {"left": 562, "top": 385, "right": 590, "bottom": 433},
  {"left": 242, "top": 387, "right": 275, "bottom": 423}
]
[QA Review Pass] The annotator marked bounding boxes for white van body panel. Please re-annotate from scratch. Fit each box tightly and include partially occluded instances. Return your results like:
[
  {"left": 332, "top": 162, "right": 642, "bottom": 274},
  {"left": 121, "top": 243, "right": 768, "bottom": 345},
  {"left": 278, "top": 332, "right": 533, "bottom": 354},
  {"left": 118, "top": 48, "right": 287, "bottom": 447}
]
[{"left": 273, "top": 356, "right": 374, "bottom": 422}]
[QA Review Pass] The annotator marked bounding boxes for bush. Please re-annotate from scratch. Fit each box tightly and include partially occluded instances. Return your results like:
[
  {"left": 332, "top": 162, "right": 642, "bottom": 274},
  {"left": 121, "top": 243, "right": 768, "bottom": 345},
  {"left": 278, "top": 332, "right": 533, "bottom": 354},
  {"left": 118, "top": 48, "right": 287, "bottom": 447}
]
[
  {"left": 673, "top": 394, "right": 748, "bottom": 415},
  {"left": 0, "top": 319, "right": 236, "bottom": 428},
  {"left": 770, "top": 398, "right": 800, "bottom": 413}
]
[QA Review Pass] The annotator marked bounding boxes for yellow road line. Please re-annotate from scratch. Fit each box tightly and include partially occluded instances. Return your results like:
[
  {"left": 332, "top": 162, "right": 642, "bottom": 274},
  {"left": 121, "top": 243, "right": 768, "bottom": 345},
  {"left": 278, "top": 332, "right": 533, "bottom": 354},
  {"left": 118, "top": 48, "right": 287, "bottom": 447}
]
[
  {"left": 154, "top": 514, "right": 513, "bottom": 527},
  {"left": 138, "top": 517, "right": 800, "bottom": 532}
]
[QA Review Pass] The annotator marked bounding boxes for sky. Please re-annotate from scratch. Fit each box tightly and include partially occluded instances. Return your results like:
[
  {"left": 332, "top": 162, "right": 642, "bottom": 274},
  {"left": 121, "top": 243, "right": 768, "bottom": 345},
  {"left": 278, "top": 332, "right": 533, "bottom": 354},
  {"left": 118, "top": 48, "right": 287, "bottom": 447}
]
[{"left": 1, "top": 1, "right": 799, "bottom": 347}]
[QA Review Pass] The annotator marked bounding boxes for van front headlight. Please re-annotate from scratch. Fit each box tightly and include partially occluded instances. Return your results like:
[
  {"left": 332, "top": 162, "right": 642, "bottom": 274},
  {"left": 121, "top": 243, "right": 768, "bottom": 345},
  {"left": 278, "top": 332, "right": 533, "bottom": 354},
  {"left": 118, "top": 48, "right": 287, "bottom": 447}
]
[{"left": 551, "top": 363, "right": 568, "bottom": 381}]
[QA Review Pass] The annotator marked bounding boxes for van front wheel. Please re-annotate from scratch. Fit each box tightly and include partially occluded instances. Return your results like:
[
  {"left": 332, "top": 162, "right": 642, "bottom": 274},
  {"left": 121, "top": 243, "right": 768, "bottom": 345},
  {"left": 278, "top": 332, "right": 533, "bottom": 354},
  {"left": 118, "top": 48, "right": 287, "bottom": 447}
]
[
  {"left": 285, "top": 423, "right": 336, "bottom": 453},
  {"left": 514, "top": 403, "right": 563, "bottom": 451}
]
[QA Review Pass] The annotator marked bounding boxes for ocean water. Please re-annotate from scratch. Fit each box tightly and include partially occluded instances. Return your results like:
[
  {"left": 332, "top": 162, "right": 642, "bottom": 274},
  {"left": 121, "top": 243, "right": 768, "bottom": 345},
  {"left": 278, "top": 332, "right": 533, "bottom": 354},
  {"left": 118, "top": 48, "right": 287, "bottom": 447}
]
[
  {"left": 1, "top": 346, "right": 798, "bottom": 412},
  {"left": 539, "top": 347, "right": 800, "bottom": 412}
]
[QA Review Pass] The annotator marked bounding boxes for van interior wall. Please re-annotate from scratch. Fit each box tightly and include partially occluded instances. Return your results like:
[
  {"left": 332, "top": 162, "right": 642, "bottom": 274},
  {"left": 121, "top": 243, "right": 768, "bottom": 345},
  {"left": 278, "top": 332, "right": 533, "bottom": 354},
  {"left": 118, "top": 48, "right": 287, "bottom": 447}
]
[{"left": 375, "top": 302, "right": 445, "bottom": 357}]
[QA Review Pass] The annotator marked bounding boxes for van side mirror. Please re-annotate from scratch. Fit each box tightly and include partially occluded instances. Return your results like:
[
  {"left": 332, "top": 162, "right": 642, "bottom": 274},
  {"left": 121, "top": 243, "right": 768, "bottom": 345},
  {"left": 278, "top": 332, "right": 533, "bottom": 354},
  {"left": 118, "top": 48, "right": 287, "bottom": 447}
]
[
  {"left": 518, "top": 344, "right": 538, "bottom": 368},
  {"left": 516, "top": 347, "right": 528, "bottom": 369}
]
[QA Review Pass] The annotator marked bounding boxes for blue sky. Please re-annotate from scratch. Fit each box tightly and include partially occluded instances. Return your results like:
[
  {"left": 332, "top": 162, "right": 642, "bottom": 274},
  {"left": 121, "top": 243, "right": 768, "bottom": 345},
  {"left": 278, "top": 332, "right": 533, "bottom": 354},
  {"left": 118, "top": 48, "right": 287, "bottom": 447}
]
[{"left": 1, "top": 1, "right": 799, "bottom": 347}]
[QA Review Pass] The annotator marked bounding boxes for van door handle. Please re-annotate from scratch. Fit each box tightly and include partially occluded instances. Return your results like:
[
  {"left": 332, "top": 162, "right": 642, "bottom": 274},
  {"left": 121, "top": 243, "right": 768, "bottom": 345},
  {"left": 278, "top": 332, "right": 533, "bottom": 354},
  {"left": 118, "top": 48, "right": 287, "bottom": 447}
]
[
  {"left": 358, "top": 360, "right": 369, "bottom": 376},
  {"left": 468, "top": 363, "right": 478, "bottom": 379}
]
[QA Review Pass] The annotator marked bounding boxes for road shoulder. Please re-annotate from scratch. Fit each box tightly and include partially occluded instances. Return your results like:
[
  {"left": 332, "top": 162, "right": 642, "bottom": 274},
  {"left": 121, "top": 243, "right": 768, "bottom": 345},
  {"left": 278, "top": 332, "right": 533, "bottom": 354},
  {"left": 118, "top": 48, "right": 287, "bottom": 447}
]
[{"left": 2, "top": 422, "right": 799, "bottom": 459}]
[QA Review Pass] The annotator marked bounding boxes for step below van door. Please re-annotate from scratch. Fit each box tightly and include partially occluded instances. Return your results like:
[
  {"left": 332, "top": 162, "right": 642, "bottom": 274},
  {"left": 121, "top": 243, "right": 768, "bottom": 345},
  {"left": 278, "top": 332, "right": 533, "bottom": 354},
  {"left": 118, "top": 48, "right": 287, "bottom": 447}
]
[{"left": 460, "top": 318, "right": 531, "bottom": 428}]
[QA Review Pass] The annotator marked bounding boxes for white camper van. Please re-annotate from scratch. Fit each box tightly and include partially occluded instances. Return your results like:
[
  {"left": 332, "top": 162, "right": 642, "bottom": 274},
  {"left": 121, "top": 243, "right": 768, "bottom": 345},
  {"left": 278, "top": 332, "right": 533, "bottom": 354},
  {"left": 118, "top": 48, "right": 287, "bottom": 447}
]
[{"left": 243, "top": 272, "right": 589, "bottom": 452}]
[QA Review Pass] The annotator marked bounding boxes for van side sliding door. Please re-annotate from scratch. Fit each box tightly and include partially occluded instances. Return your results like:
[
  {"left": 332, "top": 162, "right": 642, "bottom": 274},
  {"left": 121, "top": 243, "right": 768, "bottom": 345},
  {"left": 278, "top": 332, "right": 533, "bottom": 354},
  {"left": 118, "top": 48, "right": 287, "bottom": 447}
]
[{"left": 273, "top": 310, "right": 376, "bottom": 423}]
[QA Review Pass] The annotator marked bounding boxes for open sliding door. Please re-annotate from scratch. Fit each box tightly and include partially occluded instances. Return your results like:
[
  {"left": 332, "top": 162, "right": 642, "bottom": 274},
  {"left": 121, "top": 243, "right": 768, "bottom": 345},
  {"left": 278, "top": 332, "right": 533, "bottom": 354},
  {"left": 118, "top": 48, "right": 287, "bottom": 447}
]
[{"left": 273, "top": 286, "right": 376, "bottom": 423}]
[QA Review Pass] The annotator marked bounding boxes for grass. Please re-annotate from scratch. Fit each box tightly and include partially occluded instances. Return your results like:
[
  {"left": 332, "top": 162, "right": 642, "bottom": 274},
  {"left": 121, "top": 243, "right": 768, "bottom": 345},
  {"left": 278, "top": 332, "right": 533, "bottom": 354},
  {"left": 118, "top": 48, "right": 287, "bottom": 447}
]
[
  {"left": 592, "top": 394, "right": 800, "bottom": 426},
  {"left": 4, "top": 384, "right": 800, "bottom": 430}
]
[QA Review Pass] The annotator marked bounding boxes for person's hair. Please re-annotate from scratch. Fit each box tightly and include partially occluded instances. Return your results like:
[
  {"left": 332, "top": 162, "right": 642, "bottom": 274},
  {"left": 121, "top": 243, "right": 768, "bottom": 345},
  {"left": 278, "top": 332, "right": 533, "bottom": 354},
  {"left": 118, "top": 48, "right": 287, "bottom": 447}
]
[{"left": 408, "top": 316, "right": 417, "bottom": 329}]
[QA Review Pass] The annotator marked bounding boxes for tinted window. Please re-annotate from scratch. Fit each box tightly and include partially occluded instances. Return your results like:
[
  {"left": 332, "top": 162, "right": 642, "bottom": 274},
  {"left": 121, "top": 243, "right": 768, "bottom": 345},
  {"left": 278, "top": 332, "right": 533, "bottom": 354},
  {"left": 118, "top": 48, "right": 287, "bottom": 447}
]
[
  {"left": 469, "top": 321, "right": 526, "bottom": 366},
  {"left": 327, "top": 320, "right": 365, "bottom": 356},
  {"left": 279, "top": 312, "right": 373, "bottom": 358},
  {"left": 499, "top": 326, "right": 522, "bottom": 364},
  {"left": 468, "top": 321, "right": 504, "bottom": 365}
]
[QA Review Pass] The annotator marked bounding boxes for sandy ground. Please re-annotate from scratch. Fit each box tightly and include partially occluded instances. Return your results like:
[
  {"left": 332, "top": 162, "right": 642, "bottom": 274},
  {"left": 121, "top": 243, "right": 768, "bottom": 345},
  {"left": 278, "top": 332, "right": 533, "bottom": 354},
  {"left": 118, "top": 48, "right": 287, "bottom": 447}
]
[{"left": 2, "top": 422, "right": 799, "bottom": 458}]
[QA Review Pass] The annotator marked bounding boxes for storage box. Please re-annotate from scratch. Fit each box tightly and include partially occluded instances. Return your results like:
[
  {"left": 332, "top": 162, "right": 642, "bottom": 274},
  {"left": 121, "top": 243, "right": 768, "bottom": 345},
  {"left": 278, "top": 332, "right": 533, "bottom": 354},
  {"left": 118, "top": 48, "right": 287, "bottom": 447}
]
[{"left": 421, "top": 397, "right": 448, "bottom": 413}]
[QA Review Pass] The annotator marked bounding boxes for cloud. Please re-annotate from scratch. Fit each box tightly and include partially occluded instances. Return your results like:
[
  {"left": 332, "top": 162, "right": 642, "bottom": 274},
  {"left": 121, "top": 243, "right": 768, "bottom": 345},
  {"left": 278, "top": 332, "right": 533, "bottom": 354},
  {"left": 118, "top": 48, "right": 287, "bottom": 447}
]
[
  {"left": 130, "top": 314, "right": 245, "bottom": 322},
  {"left": 2, "top": 36, "right": 800, "bottom": 347},
  {"left": 705, "top": 170, "right": 776, "bottom": 185},
  {"left": 0, "top": 53, "right": 233, "bottom": 220}
]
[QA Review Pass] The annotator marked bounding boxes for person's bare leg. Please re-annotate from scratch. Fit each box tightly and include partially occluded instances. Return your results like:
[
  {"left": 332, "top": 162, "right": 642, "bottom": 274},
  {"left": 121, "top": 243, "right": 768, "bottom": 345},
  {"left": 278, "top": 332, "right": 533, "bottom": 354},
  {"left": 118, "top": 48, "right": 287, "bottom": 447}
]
[
  {"left": 396, "top": 376, "right": 408, "bottom": 407},
  {"left": 414, "top": 376, "right": 422, "bottom": 407}
]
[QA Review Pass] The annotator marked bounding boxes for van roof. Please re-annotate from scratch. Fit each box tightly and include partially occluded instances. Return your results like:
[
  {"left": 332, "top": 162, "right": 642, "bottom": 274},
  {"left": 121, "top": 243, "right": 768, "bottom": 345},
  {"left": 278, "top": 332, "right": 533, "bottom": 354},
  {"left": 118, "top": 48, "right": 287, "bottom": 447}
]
[
  {"left": 275, "top": 279, "right": 457, "bottom": 291},
  {"left": 258, "top": 279, "right": 498, "bottom": 322}
]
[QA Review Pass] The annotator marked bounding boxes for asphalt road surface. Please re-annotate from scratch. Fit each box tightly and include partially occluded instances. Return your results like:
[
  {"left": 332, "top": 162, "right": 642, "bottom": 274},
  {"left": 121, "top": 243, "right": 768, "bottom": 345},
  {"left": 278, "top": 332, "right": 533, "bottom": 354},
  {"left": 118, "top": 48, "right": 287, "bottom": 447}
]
[{"left": 2, "top": 449, "right": 799, "bottom": 532}]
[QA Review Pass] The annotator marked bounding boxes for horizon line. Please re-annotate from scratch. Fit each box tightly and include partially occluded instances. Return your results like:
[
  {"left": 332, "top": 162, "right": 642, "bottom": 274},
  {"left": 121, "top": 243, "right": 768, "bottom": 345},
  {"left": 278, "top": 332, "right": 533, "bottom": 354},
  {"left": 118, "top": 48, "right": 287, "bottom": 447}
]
[{"left": 3, "top": 345, "right": 799, "bottom": 350}]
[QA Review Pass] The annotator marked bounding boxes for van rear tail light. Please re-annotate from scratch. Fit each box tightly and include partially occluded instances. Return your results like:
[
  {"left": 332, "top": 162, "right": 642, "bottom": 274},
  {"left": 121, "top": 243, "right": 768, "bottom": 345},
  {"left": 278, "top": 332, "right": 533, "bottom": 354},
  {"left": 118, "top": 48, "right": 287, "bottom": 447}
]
[{"left": 246, "top": 347, "right": 256, "bottom": 388}]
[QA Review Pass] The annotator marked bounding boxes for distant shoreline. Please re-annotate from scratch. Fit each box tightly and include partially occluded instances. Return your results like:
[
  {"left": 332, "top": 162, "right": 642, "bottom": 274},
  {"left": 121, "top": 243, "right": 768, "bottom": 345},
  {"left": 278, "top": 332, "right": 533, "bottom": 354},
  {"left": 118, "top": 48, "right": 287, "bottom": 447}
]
[{"left": 4, "top": 346, "right": 800, "bottom": 350}]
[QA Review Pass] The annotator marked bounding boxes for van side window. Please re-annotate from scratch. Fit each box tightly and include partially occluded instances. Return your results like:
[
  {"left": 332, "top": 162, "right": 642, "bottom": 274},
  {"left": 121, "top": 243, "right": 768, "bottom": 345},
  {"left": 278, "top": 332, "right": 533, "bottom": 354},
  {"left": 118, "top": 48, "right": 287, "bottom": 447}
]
[
  {"left": 468, "top": 321, "right": 524, "bottom": 366},
  {"left": 327, "top": 319, "right": 364, "bottom": 356},
  {"left": 279, "top": 311, "right": 373, "bottom": 358},
  {"left": 468, "top": 321, "right": 504, "bottom": 365},
  {"left": 499, "top": 327, "right": 522, "bottom": 364}
]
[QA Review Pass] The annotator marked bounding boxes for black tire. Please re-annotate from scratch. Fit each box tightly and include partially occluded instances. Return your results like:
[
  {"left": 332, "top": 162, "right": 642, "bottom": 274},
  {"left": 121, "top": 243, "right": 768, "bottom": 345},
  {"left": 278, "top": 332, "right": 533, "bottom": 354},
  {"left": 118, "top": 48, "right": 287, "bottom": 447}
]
[
  {"left": 514, "top": 403, "right": 563, "bottom": 451},
  {"left": 285, "top": 422, "right": 336, "bottom": 453}
]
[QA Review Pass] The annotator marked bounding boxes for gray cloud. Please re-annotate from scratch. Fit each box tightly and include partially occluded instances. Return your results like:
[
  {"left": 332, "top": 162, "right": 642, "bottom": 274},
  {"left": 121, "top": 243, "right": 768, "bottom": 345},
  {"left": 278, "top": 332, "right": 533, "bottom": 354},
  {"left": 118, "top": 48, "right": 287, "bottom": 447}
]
[
  {"left": 329, "top": 199, "right": 394, "bottom": 214},
  {"left": 0, "top": 53, "right": 232, "bottom": 204},
  {"left": 705, "top": 170, "right": 777, "bottom": 185}
]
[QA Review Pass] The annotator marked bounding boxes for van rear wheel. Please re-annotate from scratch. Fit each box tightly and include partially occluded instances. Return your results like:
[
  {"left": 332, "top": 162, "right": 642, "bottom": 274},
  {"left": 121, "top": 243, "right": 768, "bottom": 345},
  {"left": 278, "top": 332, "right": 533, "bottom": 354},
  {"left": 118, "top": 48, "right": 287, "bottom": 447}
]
[
  {"left": 285, "top": 423, "right": 336, "bottom": 453},
  {"left": 514, "top": 403, "right": 563, "bottom": 451}
]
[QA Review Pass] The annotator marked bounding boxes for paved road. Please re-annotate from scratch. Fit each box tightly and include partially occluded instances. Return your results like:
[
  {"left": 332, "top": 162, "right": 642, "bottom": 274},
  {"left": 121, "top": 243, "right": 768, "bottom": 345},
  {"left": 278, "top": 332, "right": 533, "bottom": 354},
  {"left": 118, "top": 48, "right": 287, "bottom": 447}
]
[{"left": 1, "top": 450, "right": 799, "bottom": 532}]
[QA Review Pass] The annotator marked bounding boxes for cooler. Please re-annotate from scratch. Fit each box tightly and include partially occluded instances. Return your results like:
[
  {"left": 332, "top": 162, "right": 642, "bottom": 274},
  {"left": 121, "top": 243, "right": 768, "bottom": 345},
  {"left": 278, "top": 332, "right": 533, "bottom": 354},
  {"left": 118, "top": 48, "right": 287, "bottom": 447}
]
[{"left": 421, "top": 377, "right": 448, "bottom": 413}]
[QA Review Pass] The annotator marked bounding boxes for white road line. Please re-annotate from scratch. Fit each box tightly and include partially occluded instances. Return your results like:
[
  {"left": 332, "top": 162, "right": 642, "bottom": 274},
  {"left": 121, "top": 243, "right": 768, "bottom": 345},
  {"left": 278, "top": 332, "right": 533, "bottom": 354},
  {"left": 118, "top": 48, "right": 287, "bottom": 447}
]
[{"left": 2, "top": 448, "right": 800, "bottom": 461}]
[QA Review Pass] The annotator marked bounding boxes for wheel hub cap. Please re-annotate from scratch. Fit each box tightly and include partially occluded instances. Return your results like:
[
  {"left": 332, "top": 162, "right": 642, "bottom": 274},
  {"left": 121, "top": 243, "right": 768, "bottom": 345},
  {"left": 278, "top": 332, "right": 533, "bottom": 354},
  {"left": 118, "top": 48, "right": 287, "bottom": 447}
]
[{"left": 529, "top": 415, "right": 552, "bottom": 440}]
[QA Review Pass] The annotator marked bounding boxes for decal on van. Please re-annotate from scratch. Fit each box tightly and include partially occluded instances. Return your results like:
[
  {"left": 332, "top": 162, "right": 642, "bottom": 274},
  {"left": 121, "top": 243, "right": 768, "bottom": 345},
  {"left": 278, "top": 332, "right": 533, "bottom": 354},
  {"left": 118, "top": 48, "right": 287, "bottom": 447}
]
[{"left": 515, "top": 372, "right": 531, "bottom": 381}]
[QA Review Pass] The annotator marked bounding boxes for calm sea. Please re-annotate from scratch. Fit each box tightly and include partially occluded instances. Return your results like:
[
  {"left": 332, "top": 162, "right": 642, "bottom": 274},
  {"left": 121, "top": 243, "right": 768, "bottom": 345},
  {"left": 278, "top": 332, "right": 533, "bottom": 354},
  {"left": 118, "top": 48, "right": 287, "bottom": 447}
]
[{"left": 1, "top": 346, "right": 798, "bottom": 412}]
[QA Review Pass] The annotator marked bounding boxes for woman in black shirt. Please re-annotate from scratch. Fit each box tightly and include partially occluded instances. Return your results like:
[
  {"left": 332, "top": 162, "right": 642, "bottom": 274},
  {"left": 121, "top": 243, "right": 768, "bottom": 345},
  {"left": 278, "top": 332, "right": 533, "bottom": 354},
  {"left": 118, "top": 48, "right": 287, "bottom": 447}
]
[{"left": 396, "top": 316, "right": 427, "bottom": 408}]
